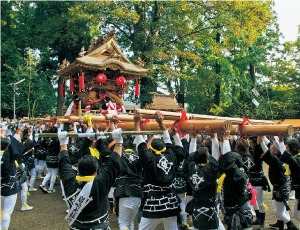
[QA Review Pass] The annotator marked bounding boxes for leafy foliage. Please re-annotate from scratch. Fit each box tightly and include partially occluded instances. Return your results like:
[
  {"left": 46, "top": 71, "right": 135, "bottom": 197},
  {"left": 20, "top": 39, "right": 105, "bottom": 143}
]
[{"left": 1, "top": 1, "right": 299, "bottom": 119}]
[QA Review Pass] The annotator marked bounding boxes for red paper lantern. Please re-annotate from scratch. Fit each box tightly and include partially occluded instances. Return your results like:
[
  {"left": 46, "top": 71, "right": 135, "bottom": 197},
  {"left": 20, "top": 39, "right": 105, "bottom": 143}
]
[
  {"left": 96, "top": 73, "right": 107, "bottom": 84},
  {"left": 70, "top": 78, "right": 74, "bottom": 94},
  {"left": 135, "top": 81, "right": 140, "bottom": 98},
  {"left": 116, "top": 76, "right": 126, "bottom": 86},
  {"left": 79, "top": 75, "right": 84, "bottom": 92}
]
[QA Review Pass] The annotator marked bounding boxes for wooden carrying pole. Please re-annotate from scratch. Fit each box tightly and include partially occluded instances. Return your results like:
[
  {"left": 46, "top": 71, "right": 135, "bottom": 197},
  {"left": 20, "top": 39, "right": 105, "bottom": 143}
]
[
  {"left": 116, "top": 120, "right": 231, "bottom": 133},
  {"left": 117, "top": 120, "right": 293, "bottom": 136},
  {"left": 105, "top": 114, "right": 134, "bottom": 121},
  {"left": 231, "top": 124, "right": 294, "bottom": 136},
  {"left": 34, "top": 130, "right": 165, "bottom": 138},
  {"left": 137, "top": 109, "right": 274, "bottom": 125},
  {"left": 56, "top": 116, "right": 107, "bottom": 123},
  {"left": 20, "top": 118, "right": 51, "bottom": 123}
]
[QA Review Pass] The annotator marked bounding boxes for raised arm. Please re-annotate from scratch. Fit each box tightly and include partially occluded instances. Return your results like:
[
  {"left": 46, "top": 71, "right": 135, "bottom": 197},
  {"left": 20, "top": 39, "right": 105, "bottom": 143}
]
[
  {"left": 133, "top": 110, "right": 146, "bottom": 148},
  {"left": 205, "top": 126, "right": 219, "bottom": 160},
  {"left": 155, "top": 111, "right": 171, "bottom": 144},
  {"left": 221, "top": 123, "right": 231, "bottom": 155},
  {"left": 57, "top": 119, "right": 68, "bottom": 151},
  {"left": 110, "top": 115, "right": 122, "bottom": 157},
  {"left": 278, "top": 132, "right": 287, "bottom": 155},
  {"left": 188, "top": 124, "right": 197, "bottom": 154}
]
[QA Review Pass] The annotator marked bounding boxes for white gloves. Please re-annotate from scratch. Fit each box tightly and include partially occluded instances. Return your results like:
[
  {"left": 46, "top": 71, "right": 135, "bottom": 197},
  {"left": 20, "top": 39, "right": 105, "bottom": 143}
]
[
  {"left": 58, "top": 128, "right": 69, "bottom": 146},
  {"left": 163, "top": 130, "right": 172, "bottom": 144},
  {"left": 97, "top": 131, "right": 106, "bottom": 140},
  {"left": 173, "top": 133, "right": 183, "bottom": 147},
  {"left": 112, "top": 128, "right": 123, "bottom": 144},
  {"left": 1, "top": 121, "right": 7, "bottom": 130},
  {"left": 18, "top": 120, "right": 25, "bottom": 130}
]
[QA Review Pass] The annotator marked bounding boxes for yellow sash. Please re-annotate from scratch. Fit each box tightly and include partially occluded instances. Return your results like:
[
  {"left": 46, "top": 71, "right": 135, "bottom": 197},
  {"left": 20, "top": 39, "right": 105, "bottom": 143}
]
[
  {"left": 76, "top": 175, "right": 95, "bottom": 182},
  {"left": 149, "top": 146, "right": 166, "bottom": 155},
  {"left": 89, "top": 147, "right": 100, "bottom": 160}
]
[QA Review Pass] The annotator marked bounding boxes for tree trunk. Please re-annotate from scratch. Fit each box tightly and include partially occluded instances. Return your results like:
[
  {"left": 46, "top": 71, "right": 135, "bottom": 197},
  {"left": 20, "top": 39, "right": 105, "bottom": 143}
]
[
  {"left": 177, "top": 56, "right": 185, "bottom": 107},
  {"left": 133, "top": 1, "right": 160, "bottom": 108},
  {"left": 249, "top": 47, "right": 255, "bottom": 86},
  {"left": 214, "top": 32, "right": 221, "bottom": 106},
  {"left": 56, "top": 77, "right": 62, "bottom": 116}
]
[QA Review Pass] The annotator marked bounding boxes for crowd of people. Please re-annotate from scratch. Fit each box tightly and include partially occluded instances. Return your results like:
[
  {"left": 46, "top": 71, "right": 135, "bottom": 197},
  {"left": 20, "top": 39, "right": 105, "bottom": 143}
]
[{"left": 1, "top": 112, "right": 300, "bottom": 230}]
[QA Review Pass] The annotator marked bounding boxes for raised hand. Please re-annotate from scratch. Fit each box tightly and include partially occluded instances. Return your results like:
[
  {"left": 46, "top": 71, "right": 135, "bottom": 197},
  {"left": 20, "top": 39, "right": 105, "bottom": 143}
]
[
  {"left": 155, "top": 111, "right": 164, "bottom": 124},
  {"left": 223, "top": 123, "right": 231, "bottom": 141},
  {"left": 204, "top": 126, "right": 214, "bottom": 137},
  {"left": 133, "top": 110, "right": 143, "bottom": 124},
  {"left": 278, "top": 132, "right": 286, "bottom": 143},
  {"left": 57, "top": 118, "right": 62, "bottom": 128},
  {"left": 188, "top": 124, "right": 197, "bottom": 138}
]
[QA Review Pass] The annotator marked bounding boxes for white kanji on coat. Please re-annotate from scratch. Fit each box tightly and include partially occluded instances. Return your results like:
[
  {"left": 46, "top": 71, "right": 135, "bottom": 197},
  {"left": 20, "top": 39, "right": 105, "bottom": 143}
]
[
  {"left": 190, "top": 173, "right": 205, "bottom": 189},
  {"left": 157, "top": 155, "right": 173, "bottom": 175},
  {"left": 124, "top": 152, "right": 139, "bottom": 164}
]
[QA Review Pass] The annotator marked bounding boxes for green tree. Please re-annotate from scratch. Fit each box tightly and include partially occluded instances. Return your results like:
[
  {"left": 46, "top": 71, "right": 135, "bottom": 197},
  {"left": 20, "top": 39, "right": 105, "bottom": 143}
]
[{"left": 1, "top": 50, "right": 57, "bottom": 118}]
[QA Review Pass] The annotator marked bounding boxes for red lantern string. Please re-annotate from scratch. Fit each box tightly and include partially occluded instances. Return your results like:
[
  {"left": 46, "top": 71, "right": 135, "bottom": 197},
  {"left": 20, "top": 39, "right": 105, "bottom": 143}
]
[
  {"left": 70, "top": 77, "right": 74, "bottom": 94},
  {"left": 135, "top": 81, "right": 140, "bottom": 98},
  {"left": 79, "top": 75, "right": 84, "bottom": 92}
]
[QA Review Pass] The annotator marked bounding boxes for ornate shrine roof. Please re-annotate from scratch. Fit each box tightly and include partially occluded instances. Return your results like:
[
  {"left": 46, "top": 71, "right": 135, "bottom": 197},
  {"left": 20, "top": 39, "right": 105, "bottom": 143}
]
[{"left": 57, "top": 32, "right": 148, "bottom": 79}]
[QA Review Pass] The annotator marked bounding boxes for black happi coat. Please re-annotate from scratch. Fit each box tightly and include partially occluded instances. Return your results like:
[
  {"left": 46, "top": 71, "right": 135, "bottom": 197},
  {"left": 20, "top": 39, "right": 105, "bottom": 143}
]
[
  {"left": 261, "top": 150, "right": 289, "bottom": 204},
  {"left": 241, "top": 154, "right": 255, "bottom": 178},
  {"left": 67, "top": 139, "right": 82, "bottom": 166},
  {"left": 38, "top": 130, "right": 48, "bottom": 161},
  {"left": 1, "top": 137, "right": 25, "bottom": 196},
  {"left": 188, "top": 155, "right": 219, "bottom": 230},
  {"left": 16, "top": 162, "right": 27, "bottom": 184},
  {"left": 21, "top": 139, "right": 36, "bottom": 171},
  {"left": 59, "top": 150, "right": 121, "bottom": 229},
  {"left": 173, "top": 138, "right": 189, "bottom": 194},
  {"left": 280, "top": 151, "right": 300, "bottom": 200},
  {"left": 138, "top": 142, "right": 180, "bottom": 218},
  {"left": 249, "top": 145, "right": 270, "bottom": 190},
  {"left": 219, "top": 152, "right": 249, "bottom": 210},
  {"left": 46, "top": 136, "right": 60, "bottom": 168},
  {"left": 46, "top": 127, "right": 60, "bottom": 168},
  {"left": 98, "top": 138, "right": 114, "bottom": 166},
  {"left": 219, "top": 152, "right": 252, "bottom": 229},
  {"left": 114, "top": 149, "right": 143, "bottom": 199},
  {"left": 185, "top": 151, "right": 195, "bottom": 196}
]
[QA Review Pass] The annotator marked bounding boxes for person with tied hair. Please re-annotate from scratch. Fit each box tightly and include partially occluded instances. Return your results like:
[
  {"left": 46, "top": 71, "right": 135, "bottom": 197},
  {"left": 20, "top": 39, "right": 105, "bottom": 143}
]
[
  {"left": 248, "top": 136, "right": 270, "bottom": 226},
  {"left": 219, "top": 124, "right": 253, "bottom": 230},
  {"left": 257, "top": 135, "right": 298, "bottom": 230},
  {"left": 186, "top": 125, "right": 224, "bottom": 230},
  {"left": 21, "top": 126, "right": 38, "bottom": 192},
  {"left": 1, "top": 121, "right": 26, "bottom": 230},
  {"left": 236, "top": 138, "right": 254, "bottom": 178},
  {"left": 277, "top": 134, "right": 300, "bottom": 227},
  {"left": 133, "top": 110, "right": 180, "bottom": 230},
  {"left": 39, "top": 124, "right": 60, "bottom": 194},
  {"left": 17, "top": 134, "right": 36, "bottom": 211},
  {"left": 57, "top": 118, "right": 123, "bottom": 230},
  {"left": 114, "top": 137, "right": 143, "bottom": 230}
]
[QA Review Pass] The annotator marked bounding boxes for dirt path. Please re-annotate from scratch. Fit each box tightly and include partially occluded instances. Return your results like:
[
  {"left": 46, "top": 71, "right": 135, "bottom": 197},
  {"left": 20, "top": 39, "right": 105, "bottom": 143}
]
[{"left": 10, "top": 166, "right": 299, "bottom": 230}]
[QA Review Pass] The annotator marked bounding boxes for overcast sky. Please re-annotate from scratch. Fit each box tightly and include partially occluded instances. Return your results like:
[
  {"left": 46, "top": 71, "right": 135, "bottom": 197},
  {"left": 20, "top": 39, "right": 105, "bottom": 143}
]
[{"left": 273, "top": 0, "right": 300, "bottom": 42}]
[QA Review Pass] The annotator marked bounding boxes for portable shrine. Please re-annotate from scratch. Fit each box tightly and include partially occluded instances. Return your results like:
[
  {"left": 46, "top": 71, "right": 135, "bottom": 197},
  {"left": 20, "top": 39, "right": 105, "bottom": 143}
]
[{"left": 57, "top": 31, "right": 147, "bottom": 115}]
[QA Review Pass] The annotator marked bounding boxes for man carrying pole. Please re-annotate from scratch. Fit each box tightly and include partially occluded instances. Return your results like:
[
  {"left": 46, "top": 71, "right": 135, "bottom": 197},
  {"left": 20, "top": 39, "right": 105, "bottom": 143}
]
[
  {"left": 133, "top": 110, "right": 181, "bottom": 230},
  {"left": 57, "top": 118, "right": 124, "bottom": 229}
]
